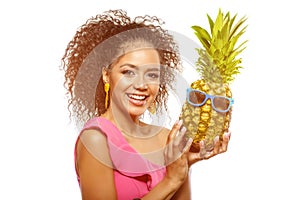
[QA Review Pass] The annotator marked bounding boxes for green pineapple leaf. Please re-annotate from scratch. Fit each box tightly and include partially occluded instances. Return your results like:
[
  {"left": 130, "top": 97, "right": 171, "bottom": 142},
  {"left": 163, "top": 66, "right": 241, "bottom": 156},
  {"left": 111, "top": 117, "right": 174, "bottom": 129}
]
[
  {"left": 192, "top": 9, "right": 248, "bottom": 84},
  {"left": 192, "top": 26, "right": 211, "bottom": 52}
]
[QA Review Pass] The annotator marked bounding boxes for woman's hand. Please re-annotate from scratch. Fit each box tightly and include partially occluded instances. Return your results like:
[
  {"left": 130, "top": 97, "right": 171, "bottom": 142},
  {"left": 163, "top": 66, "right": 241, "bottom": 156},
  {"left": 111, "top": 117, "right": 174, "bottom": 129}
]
[
  {"left": 163, "top": 120, "right": 193, "bottom": 186},
  {"left": 188, "top": 131, "right": 231, "bottom": 167}
]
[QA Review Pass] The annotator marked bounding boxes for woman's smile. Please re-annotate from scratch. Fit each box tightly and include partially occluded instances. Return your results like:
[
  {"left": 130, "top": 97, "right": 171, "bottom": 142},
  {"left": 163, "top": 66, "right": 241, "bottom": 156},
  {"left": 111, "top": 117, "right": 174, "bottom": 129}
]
[{"left": 127, "top": 93, "right": 149, "bottom": 106}]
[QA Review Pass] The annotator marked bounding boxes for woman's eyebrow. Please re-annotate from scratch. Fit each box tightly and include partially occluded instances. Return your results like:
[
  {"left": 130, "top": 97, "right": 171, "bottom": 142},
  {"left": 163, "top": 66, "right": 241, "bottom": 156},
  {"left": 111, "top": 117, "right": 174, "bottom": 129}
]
[
  {"left": 119, "top": 63, "right": 137, "bottom": 69},
  {"left": 146, "top": 67, "right": 160, "bottom": 72},
  {"left": 119, "top": 64, "right": 160, "bottom": 71}
]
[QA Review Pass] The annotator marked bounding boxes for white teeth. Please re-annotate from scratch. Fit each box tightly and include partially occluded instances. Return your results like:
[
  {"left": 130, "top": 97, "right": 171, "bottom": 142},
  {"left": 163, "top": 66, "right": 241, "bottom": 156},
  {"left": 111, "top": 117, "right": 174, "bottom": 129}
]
[{"left": 129, "top": 94, "right": 146, "bottom": 100}]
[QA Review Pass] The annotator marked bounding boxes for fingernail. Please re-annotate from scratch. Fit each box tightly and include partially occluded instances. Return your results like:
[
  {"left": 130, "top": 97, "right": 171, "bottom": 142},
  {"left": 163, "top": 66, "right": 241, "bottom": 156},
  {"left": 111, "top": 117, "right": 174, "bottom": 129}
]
[
  {"left": 214, "top": 136, "right": 219, "bottom": 143},
  {"left": 227, "top": 132, "right": 231, "bottom": 139},
  {"left": 180, "top": 126, "right": 186, "bottom": 133},
  {"left": 223, "top": 132, "right": 230, "bottom": 140},
  {"left": 183, "top": 140, "right": 192, "bottom": 152},
  {"left": 178, "top": 119, "right": 183, "bottom": 126},
  {"left": 200, "top": 140, "right": 205, "bottom": 146},
  {"left": 184, "top": 138, "right": 193, "bottom": 151}
]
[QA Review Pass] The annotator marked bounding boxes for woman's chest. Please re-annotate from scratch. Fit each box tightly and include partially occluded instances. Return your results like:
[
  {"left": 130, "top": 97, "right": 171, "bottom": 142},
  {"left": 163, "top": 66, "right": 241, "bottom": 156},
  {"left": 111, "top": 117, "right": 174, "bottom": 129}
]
[{"left": 124, "top": 133, "right": 168, "bottom": 166}]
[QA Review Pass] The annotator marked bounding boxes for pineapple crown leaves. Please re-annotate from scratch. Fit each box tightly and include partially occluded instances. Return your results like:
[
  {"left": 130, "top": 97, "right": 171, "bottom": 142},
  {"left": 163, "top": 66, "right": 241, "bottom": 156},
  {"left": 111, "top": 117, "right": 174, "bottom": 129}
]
[{"left": 192, "top": 9, "right": 248, "bottom": 84}]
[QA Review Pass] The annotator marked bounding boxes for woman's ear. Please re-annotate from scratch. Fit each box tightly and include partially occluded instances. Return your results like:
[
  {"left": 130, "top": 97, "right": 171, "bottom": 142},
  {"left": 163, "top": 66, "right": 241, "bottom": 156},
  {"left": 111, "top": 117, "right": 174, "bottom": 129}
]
[{"left": 102, "top": 68, "right": 109, "bottom": 83}]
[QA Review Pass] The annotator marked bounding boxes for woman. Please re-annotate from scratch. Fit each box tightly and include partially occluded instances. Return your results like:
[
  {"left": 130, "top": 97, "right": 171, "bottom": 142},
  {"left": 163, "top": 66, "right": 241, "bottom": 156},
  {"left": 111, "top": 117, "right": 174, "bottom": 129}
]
[{"left": 61, "top": 9, "right": 230, "bottom": 200}]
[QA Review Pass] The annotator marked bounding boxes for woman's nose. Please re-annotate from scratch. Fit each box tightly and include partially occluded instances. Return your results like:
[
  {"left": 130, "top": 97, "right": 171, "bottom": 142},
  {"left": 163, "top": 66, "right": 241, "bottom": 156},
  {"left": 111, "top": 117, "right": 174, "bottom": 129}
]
[{"left": 133, "top": 76, "right": 148, "bottom": 90}]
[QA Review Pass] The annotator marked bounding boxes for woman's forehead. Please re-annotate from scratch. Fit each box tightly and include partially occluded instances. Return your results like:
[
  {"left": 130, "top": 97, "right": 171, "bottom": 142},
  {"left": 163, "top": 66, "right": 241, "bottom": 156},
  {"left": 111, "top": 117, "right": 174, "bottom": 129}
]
[{"left": 114, "top": 48, "right": 161, "bottom": 67}]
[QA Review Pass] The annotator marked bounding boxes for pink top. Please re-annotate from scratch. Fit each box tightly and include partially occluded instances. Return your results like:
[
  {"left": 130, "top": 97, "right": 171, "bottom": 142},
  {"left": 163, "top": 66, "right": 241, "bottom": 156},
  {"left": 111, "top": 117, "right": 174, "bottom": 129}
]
[{"left": 74, "top": 117, "right": 166, "bottom": 199}]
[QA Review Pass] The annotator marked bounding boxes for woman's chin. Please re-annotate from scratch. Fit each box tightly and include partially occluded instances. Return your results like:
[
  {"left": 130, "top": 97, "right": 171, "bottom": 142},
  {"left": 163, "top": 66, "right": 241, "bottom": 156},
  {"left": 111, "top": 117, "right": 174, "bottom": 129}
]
[{"left": 128, "top": 107, "right": 147, "bottom": 117}]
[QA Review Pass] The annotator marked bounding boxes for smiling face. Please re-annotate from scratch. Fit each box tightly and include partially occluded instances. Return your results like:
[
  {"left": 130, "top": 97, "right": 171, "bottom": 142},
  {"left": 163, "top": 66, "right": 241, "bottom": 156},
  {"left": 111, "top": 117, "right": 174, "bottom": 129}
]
[{"left": 103, "top": 48, "right": 161, "bottom": 119}]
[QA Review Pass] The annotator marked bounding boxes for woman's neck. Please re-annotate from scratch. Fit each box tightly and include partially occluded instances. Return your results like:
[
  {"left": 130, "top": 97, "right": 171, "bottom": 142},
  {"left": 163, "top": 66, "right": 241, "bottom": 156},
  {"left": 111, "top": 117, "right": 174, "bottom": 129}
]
[{"left": 102, "top": 108, "right": 159, "bottom": 139}]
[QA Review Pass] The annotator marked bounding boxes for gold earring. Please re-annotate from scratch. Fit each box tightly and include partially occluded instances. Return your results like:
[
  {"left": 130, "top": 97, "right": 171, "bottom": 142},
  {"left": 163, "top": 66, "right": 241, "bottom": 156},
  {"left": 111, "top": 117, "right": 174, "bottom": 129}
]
[
  {"left": 148, "top": 102, "right": 156, "bottom": 114},
  {"left": 104, "top": 83, "right": 110, "bottom": 109}
]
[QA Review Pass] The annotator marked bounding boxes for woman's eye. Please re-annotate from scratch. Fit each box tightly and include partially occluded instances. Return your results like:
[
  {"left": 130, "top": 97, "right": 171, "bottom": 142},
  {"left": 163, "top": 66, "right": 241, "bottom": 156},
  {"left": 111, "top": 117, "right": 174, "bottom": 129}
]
[
  {"left": 147, "top": 72, "right": 160, "bottom": 79},
  {"left": 122, "top": 70, "right": 135, "bottom": 76}
]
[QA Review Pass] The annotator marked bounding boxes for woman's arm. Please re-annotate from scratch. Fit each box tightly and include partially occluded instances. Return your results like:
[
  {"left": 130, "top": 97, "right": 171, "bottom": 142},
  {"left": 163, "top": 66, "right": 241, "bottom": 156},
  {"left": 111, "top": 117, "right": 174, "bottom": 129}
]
[
  {"left": 171, "top": 173, "right": 191, "bottom": 200},
  {"left": 140, "top": 120, "right": 193, "bottom": 200},
  {"left": 76, "top": 130, "right": 117, "bottom": 200}
]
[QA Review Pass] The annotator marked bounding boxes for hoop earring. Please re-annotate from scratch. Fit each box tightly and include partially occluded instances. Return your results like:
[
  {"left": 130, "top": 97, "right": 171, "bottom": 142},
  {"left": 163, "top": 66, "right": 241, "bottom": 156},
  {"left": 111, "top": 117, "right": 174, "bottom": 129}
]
[{"left": 104, "top": 83, "right": 110, "bottom": 109}]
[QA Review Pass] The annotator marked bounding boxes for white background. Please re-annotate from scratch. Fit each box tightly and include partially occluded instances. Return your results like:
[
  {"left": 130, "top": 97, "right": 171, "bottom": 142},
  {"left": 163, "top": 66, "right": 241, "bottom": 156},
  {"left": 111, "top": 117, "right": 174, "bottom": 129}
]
[{"left": 0, "top": 0, "right": 299, "bottom": 199}]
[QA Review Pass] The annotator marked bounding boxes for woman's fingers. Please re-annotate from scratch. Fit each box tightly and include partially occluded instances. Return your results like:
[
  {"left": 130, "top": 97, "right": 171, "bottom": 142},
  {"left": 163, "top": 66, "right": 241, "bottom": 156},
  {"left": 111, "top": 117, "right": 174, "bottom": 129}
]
[
  {"left": 182, "top": 137, "right": 193, "bottom": 155},
  {"left": 167, "top": 120, "right": 183, "bottom": 144},
  {"left": 188, "top": 131, "right": 232, "bottom": 167},
  {"left": 212, "top": 136, "right": 220, "bottom": 156},
  {"left": 165, "top": 120, "right": 181, "bottom": 158},
  {"left": 220, "top": 131, "right": 231, "bottom": 152},
  {"left": 165, "top": 120, "right": 191, "bottom": 165},
  {"left": 199, "top": 140, "right": 206, "bottom": 159},
  {"left": 198, "top": 134, "right": 226, "bottom": 159}
]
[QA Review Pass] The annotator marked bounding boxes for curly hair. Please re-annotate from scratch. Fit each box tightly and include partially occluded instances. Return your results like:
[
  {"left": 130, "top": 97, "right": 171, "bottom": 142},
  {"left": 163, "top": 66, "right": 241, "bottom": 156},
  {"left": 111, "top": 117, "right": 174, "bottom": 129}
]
[{"left": 61, "top": 9, "right": 181, "bottom": 126}]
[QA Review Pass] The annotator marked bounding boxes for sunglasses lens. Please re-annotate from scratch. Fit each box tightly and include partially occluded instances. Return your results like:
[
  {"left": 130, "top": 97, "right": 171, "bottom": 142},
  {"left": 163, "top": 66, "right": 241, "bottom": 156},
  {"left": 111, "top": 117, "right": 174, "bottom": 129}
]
[
  {"left": 213, "top": 97, "right": 230, "bottom": 111},
  {"left": 189, "top": 90, "right": 206, "bottom": 105}
]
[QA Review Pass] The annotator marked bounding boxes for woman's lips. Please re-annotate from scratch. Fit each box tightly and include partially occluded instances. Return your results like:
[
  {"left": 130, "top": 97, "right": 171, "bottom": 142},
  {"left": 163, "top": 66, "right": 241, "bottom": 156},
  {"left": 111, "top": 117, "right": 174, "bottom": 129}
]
[{"left": 127, "top": 94, "right": 148, "bottom": 106}]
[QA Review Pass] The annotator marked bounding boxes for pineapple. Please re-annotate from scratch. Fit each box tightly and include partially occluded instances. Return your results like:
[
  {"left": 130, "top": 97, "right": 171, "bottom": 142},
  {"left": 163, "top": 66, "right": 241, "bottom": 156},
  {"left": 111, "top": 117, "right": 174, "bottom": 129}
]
[{"left": 180, "top": 9, "right": 247, "bottom": 152}]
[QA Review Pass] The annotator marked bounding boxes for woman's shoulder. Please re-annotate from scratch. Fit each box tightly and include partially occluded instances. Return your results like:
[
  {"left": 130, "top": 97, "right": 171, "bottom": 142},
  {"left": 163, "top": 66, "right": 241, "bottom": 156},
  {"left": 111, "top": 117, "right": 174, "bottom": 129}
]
[
  {"left": 76, "top": 124, "right": 113, "bottom": 168},
  {"left": 80, "top": 129, "right": 106, "bottom": 144},
  {"left": 80, "top": 116, "right": 118, "bottom": 136},
  {"left": 82, "top": 116, "right": 109, "bottom": 129},
  {"left": 77, "top": 117, "right": 111, "bottom": 151}
]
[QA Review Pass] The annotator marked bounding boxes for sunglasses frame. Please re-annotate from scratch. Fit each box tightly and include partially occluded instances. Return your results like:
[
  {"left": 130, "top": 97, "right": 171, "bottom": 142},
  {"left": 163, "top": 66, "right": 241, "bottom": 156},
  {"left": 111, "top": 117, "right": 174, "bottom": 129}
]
[{"left": 186, "top": 88, "right": 234, "bottom": 113}]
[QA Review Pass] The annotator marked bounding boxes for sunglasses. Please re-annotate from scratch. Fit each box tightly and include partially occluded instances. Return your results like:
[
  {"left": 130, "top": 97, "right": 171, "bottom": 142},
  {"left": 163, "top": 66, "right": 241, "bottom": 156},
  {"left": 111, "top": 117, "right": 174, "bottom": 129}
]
[{"left": 186, "top": 88, "right": 234, "bottom": 113}]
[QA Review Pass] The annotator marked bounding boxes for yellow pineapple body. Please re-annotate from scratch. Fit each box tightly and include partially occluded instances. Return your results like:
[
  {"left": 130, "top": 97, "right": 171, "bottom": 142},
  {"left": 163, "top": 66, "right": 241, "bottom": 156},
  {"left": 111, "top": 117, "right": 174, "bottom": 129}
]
[{"left": 180, "top": 79, "right": 232, "bottom": 151}]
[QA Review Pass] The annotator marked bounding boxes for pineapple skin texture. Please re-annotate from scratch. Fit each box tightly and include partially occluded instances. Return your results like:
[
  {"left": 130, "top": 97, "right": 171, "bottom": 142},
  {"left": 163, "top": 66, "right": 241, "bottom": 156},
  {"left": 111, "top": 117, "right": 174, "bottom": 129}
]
[{"left": 180, "top": 79, "right": 232, "bottom": 152}]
